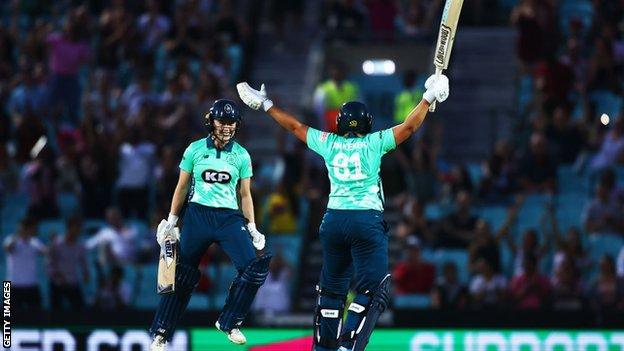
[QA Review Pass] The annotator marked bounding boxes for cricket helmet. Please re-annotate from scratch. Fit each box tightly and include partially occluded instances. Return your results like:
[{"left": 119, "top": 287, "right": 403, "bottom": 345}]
[
  {"left": 205, "top": 99, "right": 241, "bottom": 134},
  {"left": 336, "top": 101, "right": 372, "bottom": 135}
]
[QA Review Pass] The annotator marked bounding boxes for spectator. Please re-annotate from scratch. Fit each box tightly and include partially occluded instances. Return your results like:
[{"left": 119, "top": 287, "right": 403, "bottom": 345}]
[
  {"left": 21, "top": 143, "right": 60, "bottom": 220},
  {"left": 323, "top": 0, "right": 367, "bottom": 42},
  {"left": 253, "top": 254, "right": 291, "bottom": 314},
  {"left": 313, "top": 61, "right": 359, "bottom": 132},
  {"left": 394, "top": 196, "right": 436, "bottom": 246},
  {"left": 588, "top": 255, "right": 624, "bottom": 311},
  {"left": 587, "top": 36, "right": 620, "bottom": 94},
  {"left": 431, "top": 262, "right": 469, "bottom": 310},
  {"left": 78, "top": 152, "right": 114, "bottom": 218},
  {"left": 121, "top": 70, "right": 158, "bottom": 120},
  {"left": 94, "top": 266, "right": 131, "bottom": 310},
  {"left": 116, "top": 127, "right": 156, "bottom": 220},
  {"left": 394, "top": 70, "right": 423, "bottom": 124},
  {"left": 590, "top": 117, "right": 624, "bottom": 171},
  {"left": 546, "top": 105, "right": 585, "bottom": 164},
  {"left": 396, "top": 0, "right": 430, "bottom": 38},
  {"left": 137, "top": 0, "right": 171, "bottom": 54},
  {"left": 263, "top": 182, "right": 298, "bottom": 234},
  {"left": 365, "top": 0, "right": 398, "bottom": 41},
  {"left": 582, "top": 178, "right": 623, "bottom": 236},
  {"left": 469, "top": 258, "right": 507, "bottom": 309},
  {"left": 469, "top": 201, "right": 520, "bottom": 274},
  {"left": 439, "top": 191, "right": 479, "bottom": 248},
  {"left": 544, "top": 201, "right": 591, "bottom": 273},
  {"left": 48, "top": 216, "right": 89, "bottom": 310},
  {"left": 509, "top": 253, "right": 551, "bottom": 309},
  {"left": 551, "top": 256, "right": 584, "bottom": 310},
  {"left": 479, "top": 139, "right": 519, "bottom": 201},
  {"left": 442, "top": 164, "right": 474, "bottom": 199},
  {"left": 86, "top": 207, "right": 140, "bottom": 267},
  {"left": 559, "top": 38, "right": 588, "bottom": 94},
  {"left": 46, "top": 10, "right": 92, "bottom": 123},
  {"left": 97, "top": 0, "right": 134, "bottom": 70},
  {"left": 154, "top": 145, "right": 179, "bottom": 213},
  {"left": 393, "top": 236, "right": 436, "bottom": 294},
  {"left": 508, "top": 227, "right": 549, "bottom": 276},
  {"left": 3, "top": 217, "right": 45, "bottom": 310},
  {"left": 533, "top": 54, "right": 575, "bottom": 109},
  {"left": 519, "top": 132, "right": 557, "bottom": 193},
  {"left": 7, "top": 65, "right": 47, "bottom": 119},
  {"left": 510, "top": 0, "right": 544, "bottom": 72}
]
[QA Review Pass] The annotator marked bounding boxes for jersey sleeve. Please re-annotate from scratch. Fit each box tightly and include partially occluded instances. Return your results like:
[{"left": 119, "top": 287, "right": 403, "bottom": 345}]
[
  {"left": 370, "top": 128, "right": 396, "bottom": 155},
  {"left": 179, "top": 144, "right": 194, "bottom": 173},
  {"left": 306, "top": 128, "right": 334, "bottom": 158},
  {"left": 239, "top": 150, "right": 253, "bottom": 179}
]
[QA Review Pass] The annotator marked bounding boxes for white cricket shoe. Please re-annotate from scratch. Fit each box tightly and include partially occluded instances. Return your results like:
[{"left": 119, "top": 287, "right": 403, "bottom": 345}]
[
  {"left": 215, "top": 321, "right": 247, "bottom": 345},
  {"left": 150, "top": 335, "right": 167, "bottom": 351}
]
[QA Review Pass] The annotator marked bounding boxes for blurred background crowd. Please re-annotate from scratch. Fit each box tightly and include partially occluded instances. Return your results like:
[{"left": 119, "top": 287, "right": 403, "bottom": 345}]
[{"left": 1, "top": 0, "right": 624, "bottom": 322}]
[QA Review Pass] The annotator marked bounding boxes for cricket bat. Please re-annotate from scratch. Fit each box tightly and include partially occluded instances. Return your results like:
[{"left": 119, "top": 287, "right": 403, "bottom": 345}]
[
  {"left": 157, "top": 228, "right": 179, "bottom": 294},
  {"left": 429, "top": 0, "right": 464, "bottom": 112}
]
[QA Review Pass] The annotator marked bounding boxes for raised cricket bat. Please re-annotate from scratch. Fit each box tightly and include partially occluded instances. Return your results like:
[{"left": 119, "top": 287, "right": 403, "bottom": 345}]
[
  {"left": 429, "top": 0, "right": 464, "bottom": 112},
  {"left": 157, "top": 228, "right": 178, "bottom": 294}
]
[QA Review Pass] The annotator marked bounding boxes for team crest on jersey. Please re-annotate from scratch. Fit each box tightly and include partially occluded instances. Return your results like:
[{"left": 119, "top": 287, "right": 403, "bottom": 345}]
[
  {"left": 226, "top": 154, "right": 237, "bottom": 165},
  {"left": 320, "top": 132, "right": 328, "bottom": 142},
  {"left": 201, "top": 169, "right": 232, "bottom": 183}
]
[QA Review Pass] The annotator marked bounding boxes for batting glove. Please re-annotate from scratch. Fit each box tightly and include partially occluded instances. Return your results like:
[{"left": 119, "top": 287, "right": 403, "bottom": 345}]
[
  {"left": 247, "top": 222, "right": 266, "bottom": 250},
  {"left": 423, "top": 74, "right": 450, "bottom": 104},
  {"left": 156, "top": 214, "right": 180, "bottom": 247},
  {"left": 236, "top": 82, "right": 274, "bottom": 112}
]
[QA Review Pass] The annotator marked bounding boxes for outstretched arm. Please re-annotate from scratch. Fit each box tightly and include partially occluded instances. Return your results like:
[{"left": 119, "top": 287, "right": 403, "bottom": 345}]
[
  {"left": 237, "top": 83, "right": 309, "bottom": 143},
  {"left": 266, "top": 106, "right": 309, "bottom": 143},
  {"left": 392, "top": 100, "right": 431, "bottom": 146},
  {"left": 392, "top": 74, "right": 449, "bottom": 146}
]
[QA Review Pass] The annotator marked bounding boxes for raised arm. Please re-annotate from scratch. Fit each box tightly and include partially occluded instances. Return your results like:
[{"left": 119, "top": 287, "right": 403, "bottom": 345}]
[
  {"left": 392, "top": 74, "right": 449, "bottom": 146},
  {"left": 237, "top": 83, "right": 309, "bottom": 143},
  {"left": 266, "top": 106, "right": 309, "bottom": 143}
]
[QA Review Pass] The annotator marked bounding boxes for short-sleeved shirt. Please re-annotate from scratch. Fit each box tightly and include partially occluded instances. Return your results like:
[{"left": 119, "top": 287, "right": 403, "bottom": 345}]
[
  {"left": 306, "top": 128, "right": 396, "bottom": 211},
  {"left": 180, "top": 138, "right": 252, "bottom": 210}
]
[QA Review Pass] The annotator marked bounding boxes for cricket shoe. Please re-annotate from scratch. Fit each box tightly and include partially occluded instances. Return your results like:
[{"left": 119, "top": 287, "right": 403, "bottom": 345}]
[
  {"left": 338, "top": 348, "right": 352, "bottom": 351},
  {"left": 215, "top": 321, "right": 247, "bottom": 345},
  {"left": 150, "top": 335, "right": 167, "bottom": 351}
]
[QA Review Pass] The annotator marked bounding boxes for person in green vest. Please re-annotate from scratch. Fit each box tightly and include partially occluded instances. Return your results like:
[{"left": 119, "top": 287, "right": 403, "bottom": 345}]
[
  {"left": 394, "top": 70, "right": 424, "bottom": 124},
  {"left": 313, "top": 61, "right": 360, "bottom": 132}
]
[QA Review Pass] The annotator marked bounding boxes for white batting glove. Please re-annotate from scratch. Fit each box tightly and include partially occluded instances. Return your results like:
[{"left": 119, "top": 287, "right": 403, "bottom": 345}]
[
  {"left": 423, "top": 74, "right": 450, "bottom": 104},
  {"left": 236, "top": 82, "right": 274, "bottom": 112},
  {"left": 247, "top": 222, "right": 265, "bottom": 250},
  {"left": 156, "top": 214, "right": 180, "bottom": 247},
  {"left": 424, "top": 74, "right": 438, "bottom": 90}
]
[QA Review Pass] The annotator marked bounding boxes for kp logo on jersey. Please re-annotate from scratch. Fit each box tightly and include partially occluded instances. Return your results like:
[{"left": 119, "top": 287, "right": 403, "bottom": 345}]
[{"left": 201, "top": 169, "right": 232, "bottom": 183}]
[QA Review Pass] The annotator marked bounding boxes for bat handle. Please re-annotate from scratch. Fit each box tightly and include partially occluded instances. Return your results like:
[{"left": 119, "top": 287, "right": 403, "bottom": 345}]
[{"left": 428, "top": 68, "right": 444, "bottom": 112}]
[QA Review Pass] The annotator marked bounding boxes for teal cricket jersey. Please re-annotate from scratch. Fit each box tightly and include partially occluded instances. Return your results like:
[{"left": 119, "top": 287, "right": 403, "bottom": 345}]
[
  {"left": 179, "top": 137, "right": 253, "bottom": 210},
  {"left": 306, "top": 128, "right": 396, "bottom": 211}
]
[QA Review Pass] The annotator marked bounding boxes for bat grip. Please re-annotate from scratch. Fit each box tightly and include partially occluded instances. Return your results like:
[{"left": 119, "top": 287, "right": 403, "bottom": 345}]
[{"left": 428, "top": 68, "right": 444, "bottom": 112}]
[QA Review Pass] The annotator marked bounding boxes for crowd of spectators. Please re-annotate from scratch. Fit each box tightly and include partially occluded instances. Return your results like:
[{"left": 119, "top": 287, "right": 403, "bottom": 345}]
[
  {"left": 0, "top": 0, "right": 261, "bottom": 311},
  {"left": 386, "top": 0, "right": 624, "bottom": 312},
  {"left": 320, "top": 0, "right": 512, "bottom": 43}
]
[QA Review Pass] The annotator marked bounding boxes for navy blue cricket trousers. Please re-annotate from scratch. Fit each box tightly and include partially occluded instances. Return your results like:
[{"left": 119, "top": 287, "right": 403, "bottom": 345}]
[
  {"left": 318, "top": 209, "right": 389, "bottom": 295},
  {"left": 180, "top": 203, "right": 256, "bottom": 271}
]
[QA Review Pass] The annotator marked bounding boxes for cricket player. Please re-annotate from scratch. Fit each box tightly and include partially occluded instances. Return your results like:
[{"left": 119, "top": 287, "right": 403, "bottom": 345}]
[
  {"left": 237, "top": 74, "right": 449, "bottom": 351},
  {"left": 150, "top": 99, "right": 270, "bottom": 350}
]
